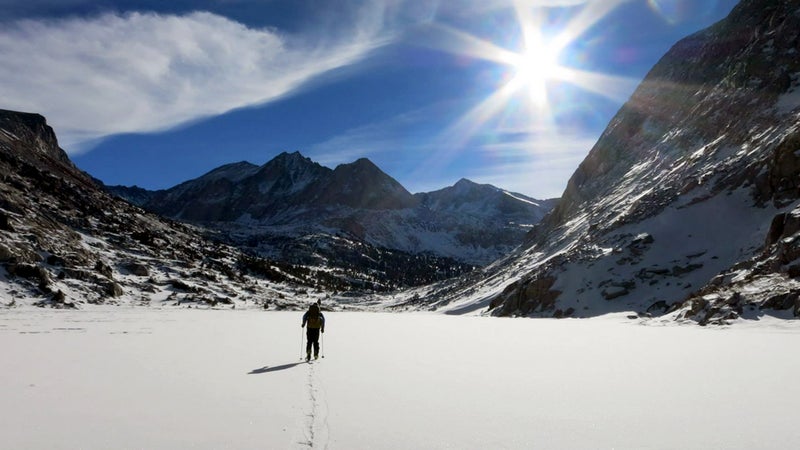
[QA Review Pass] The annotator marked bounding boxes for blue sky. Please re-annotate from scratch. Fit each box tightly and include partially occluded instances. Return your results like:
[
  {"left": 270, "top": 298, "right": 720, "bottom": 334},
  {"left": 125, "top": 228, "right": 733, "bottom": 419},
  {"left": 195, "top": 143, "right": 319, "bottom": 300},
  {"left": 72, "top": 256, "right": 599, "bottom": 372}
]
[{"left": 0, "top": 0, "right": 739, "bottom": 198}]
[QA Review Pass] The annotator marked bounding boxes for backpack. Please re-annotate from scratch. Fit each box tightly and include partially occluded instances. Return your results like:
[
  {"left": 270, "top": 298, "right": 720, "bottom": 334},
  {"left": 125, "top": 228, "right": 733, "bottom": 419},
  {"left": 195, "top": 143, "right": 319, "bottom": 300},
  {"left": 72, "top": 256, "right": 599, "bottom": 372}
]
[{"left": 307, "top": 305, "right": 322, "bottom": 328}]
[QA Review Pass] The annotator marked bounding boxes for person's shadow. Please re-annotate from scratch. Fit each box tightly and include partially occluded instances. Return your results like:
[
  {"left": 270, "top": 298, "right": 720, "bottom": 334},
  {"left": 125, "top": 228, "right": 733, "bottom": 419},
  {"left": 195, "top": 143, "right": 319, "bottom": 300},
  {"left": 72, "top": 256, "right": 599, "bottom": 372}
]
[{"left": 248, "top": 362, "right": 304, "bottom": 374}]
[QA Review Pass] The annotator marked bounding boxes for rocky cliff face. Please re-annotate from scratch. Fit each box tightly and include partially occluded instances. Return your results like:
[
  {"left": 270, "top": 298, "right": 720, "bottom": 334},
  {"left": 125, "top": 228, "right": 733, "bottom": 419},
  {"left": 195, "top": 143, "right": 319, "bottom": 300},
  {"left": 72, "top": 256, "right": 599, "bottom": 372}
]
[
  {"left": 414, "top": 0, "right": 800, "bottom": 323},
  {"left": 546, "top": 0, "right": 800, "bottom": 231},
  {"left": 0, "top": 110, "right": 327, "bottom": 309},
  {"left": 0, "top": 109, "right": 72, "bottom": 167}
]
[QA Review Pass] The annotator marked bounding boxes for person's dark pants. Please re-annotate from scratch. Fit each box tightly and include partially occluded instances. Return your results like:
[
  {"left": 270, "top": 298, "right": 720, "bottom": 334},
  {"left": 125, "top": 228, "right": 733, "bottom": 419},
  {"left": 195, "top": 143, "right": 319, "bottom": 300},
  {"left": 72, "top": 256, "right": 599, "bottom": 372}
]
[{"left": 306, "top": 328, "right": 320, "bottom": 356}]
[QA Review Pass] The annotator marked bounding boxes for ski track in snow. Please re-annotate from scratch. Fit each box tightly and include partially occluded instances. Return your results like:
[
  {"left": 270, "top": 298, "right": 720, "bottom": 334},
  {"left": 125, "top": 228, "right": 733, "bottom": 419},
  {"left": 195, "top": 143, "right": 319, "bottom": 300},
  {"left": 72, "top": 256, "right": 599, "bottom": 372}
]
[{"left": 296, "top": 360, "right": 330, "bottom": 449}]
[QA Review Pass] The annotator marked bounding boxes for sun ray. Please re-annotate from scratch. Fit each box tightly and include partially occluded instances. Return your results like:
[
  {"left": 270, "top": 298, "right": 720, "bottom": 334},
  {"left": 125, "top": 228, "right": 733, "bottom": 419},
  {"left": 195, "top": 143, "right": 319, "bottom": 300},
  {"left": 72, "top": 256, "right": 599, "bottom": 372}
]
[
  {"left": 557, "top": 67, "right": 641, "bottom": 103},
  {"left": 417, "top": 23, "right": 520, "bottom": 66},
  {"left": 439, "top": 80, "right": 520, "bottom": 150},
  {"left": 551, "top": 0, "right": 632, "bottom": 54},
  {"left": 424, "top": 0, "right": 633, "bottom": 173},
  {"left": 513, "top": 0, "right": 547, "bottom": 54}
]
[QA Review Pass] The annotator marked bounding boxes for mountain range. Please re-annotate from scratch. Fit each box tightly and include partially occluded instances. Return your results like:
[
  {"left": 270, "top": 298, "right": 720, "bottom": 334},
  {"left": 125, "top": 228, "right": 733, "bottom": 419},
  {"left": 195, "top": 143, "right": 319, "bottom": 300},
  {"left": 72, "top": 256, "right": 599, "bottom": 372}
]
[
  {"left": 108, "top": 152, "right": 557, "bottom": 268},
  {"left": 0, "top": 109, "right": 339, "bottom": 309}
]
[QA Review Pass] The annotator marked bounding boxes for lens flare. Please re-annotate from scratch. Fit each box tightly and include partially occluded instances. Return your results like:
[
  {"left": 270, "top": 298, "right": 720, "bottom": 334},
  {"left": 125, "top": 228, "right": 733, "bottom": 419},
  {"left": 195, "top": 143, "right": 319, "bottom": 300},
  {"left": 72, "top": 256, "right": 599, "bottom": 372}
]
[
  {"left": 414, "top": 0, "right": 641, "bottom": 179},
  {"left": 647, "top": 0, "right": 719, "bottom": 25}
]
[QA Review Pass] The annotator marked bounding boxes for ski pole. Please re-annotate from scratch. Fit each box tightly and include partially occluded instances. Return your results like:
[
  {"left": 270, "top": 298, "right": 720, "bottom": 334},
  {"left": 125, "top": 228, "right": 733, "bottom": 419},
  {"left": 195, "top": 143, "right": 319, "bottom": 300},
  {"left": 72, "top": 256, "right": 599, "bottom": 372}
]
[
  {"left": 300, "top": 326, "right": 304, "bottom": 360},
  {"left": 321, "top": 331, "right": 325, "bottom": 358}
]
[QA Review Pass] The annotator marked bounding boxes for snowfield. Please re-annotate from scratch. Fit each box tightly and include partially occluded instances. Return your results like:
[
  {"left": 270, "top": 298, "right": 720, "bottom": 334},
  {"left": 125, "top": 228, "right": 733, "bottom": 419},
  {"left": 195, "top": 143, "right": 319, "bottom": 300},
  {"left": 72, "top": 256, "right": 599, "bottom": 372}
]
[{"left": 2, "top": 309, "right": 800, "bottom": 449}]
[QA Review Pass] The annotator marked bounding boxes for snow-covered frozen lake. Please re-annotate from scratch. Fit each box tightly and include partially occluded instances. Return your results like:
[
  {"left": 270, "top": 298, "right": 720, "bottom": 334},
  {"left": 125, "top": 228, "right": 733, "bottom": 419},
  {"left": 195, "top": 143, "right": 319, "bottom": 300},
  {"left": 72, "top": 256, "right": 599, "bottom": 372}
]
[{"left": 2, "top": 309, "right": 799, "bottom": 449}]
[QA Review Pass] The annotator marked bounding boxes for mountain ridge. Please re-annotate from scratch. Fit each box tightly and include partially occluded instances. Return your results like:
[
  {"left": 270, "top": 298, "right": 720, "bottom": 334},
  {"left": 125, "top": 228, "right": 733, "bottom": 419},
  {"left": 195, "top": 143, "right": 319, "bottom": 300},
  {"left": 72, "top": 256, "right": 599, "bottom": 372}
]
[{"left": 107, "top": 151, "right": 557, "bottom": 266}]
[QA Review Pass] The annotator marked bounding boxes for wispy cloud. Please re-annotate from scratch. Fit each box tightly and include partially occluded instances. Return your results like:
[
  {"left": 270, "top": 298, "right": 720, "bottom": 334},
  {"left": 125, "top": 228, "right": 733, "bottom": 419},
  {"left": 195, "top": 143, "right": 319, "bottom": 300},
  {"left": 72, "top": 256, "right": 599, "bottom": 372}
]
[
  {"left": 433, "top": 0, "right": 618, "bottom": 18},
  {"left": 307, "top": 101, "right": 595, "bottom": 198},
  {"left": 0, "top": 7, "right": 392, "bottom": 152},
  {"left": 465, "top": 134, "right": 597, "bottom": 198},
  {"left": 399, "top": 132, "right": 594, "bottom": 197},
  {"left": 307, "top": 103, "right": 450, "bottom": 167}
]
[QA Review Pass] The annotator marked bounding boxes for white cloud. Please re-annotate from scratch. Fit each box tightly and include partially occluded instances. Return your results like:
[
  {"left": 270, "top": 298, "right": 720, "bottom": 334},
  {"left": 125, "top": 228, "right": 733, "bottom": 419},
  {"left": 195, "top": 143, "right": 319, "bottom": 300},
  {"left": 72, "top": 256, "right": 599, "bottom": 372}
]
[
  {"left": 433, "top": 0, "right": 610, "bottom": 18},
  {"left": 0, "top": 8, "right": 391, "bottom": 152},
  {"left": 466, "top": 135, "right": 596, "bottom": 198},
  {"left": 308, "top": 104, "right": 446, "bottom": 167},
  {"left": 307, "top": 101, "right": 596, "bottom": 198}
]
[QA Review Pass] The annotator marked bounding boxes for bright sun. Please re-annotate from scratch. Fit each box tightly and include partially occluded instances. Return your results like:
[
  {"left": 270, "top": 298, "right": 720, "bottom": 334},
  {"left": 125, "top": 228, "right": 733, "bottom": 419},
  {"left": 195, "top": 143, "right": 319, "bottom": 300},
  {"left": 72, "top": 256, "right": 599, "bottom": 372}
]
[
  {"left": 510, "top": 41, "right": 561, "bottom": 107},
  {"left": 429, "top": 1, "right": 637, "bottom": 154}
]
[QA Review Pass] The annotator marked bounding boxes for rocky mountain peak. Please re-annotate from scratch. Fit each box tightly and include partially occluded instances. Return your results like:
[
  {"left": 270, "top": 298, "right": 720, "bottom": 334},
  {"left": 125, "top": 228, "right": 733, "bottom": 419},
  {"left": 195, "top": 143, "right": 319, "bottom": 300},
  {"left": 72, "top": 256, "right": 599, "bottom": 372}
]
[
  {"left": 421, "top": 178, "right": 509, "bottom": 208},
  {"left": 253, "top": 151, "right": 323, "bottom": 187},
  {"left": 331, "top": 157, "right": 387, "bottom": 181},
  {"left": 452, "top": 178, "right": 488, "bottom": 193},
  {"left": 272, "top": 151, "right": 312, "bottom": 167},
  {"left": 0, "top": 109, "right": 71, "bottom": 167},
  {"left": 454, "top": 178, "right": 477, "bottom": 186},
  {"left": 203, "top": 161, "right": 260, "bottom": 183},
  {"left": 317, "top": 157, "right": 417, "bottom": 210}
]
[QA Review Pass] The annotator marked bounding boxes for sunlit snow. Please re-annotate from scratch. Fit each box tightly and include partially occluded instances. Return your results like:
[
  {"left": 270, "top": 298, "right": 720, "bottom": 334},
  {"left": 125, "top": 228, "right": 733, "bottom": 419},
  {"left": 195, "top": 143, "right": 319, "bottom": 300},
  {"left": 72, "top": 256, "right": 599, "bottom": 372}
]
[{"left": 2, "top": 309, "right": 799, "bottom": 449}]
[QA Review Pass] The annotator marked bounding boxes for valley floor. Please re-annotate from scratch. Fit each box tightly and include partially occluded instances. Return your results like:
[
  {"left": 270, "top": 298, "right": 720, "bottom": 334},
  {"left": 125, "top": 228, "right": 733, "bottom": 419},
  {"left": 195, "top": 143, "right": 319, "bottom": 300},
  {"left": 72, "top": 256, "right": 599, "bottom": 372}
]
[{"left": 1, "top": 309, "right": 799, "bottom": 449}]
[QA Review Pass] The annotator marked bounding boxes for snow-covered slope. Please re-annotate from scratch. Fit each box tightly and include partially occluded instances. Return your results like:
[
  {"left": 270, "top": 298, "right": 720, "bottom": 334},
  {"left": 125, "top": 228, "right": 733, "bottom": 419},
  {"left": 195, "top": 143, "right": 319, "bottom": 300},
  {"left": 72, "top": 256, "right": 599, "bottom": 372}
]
[{"left": 410, "top": 0, "right": 800, "bottom": 323}]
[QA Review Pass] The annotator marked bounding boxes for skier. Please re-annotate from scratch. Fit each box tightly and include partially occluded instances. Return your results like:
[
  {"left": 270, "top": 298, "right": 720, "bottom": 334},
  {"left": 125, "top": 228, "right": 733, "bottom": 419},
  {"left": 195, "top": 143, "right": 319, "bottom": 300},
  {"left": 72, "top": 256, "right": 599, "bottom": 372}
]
[{"left": 301, "top": 302, "right": 325, "bottom": 361}]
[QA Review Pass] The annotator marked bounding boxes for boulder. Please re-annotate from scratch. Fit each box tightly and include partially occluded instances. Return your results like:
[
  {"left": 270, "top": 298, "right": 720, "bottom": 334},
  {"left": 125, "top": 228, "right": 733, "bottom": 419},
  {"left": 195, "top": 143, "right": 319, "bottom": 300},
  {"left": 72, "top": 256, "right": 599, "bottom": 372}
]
[
  {"left": 762, "top": 291, "right": 800, "bottom": 311},
  {"left": 0, "top": 243, "right": 15, "bottom": 262},
  {"left": 125, "top": 262, "right": 150, "bottom": 277},
  {"left": 602, "top": 286, "right": 629, "bottom": 300},
  {"left": 646, "top": 300, "right": 670, "bottom": 314},
  {"left": 490, "top": 275, "right": 562, "bottom": 316},
  {"left": 7, "top": 263, "right": 50, "bottom": 285},
  {"left": 94, "top": 261, "right": 113, "bottom": 279},
  {"left": 0, "top": 210, "right": 13, "bottom": 231}
]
